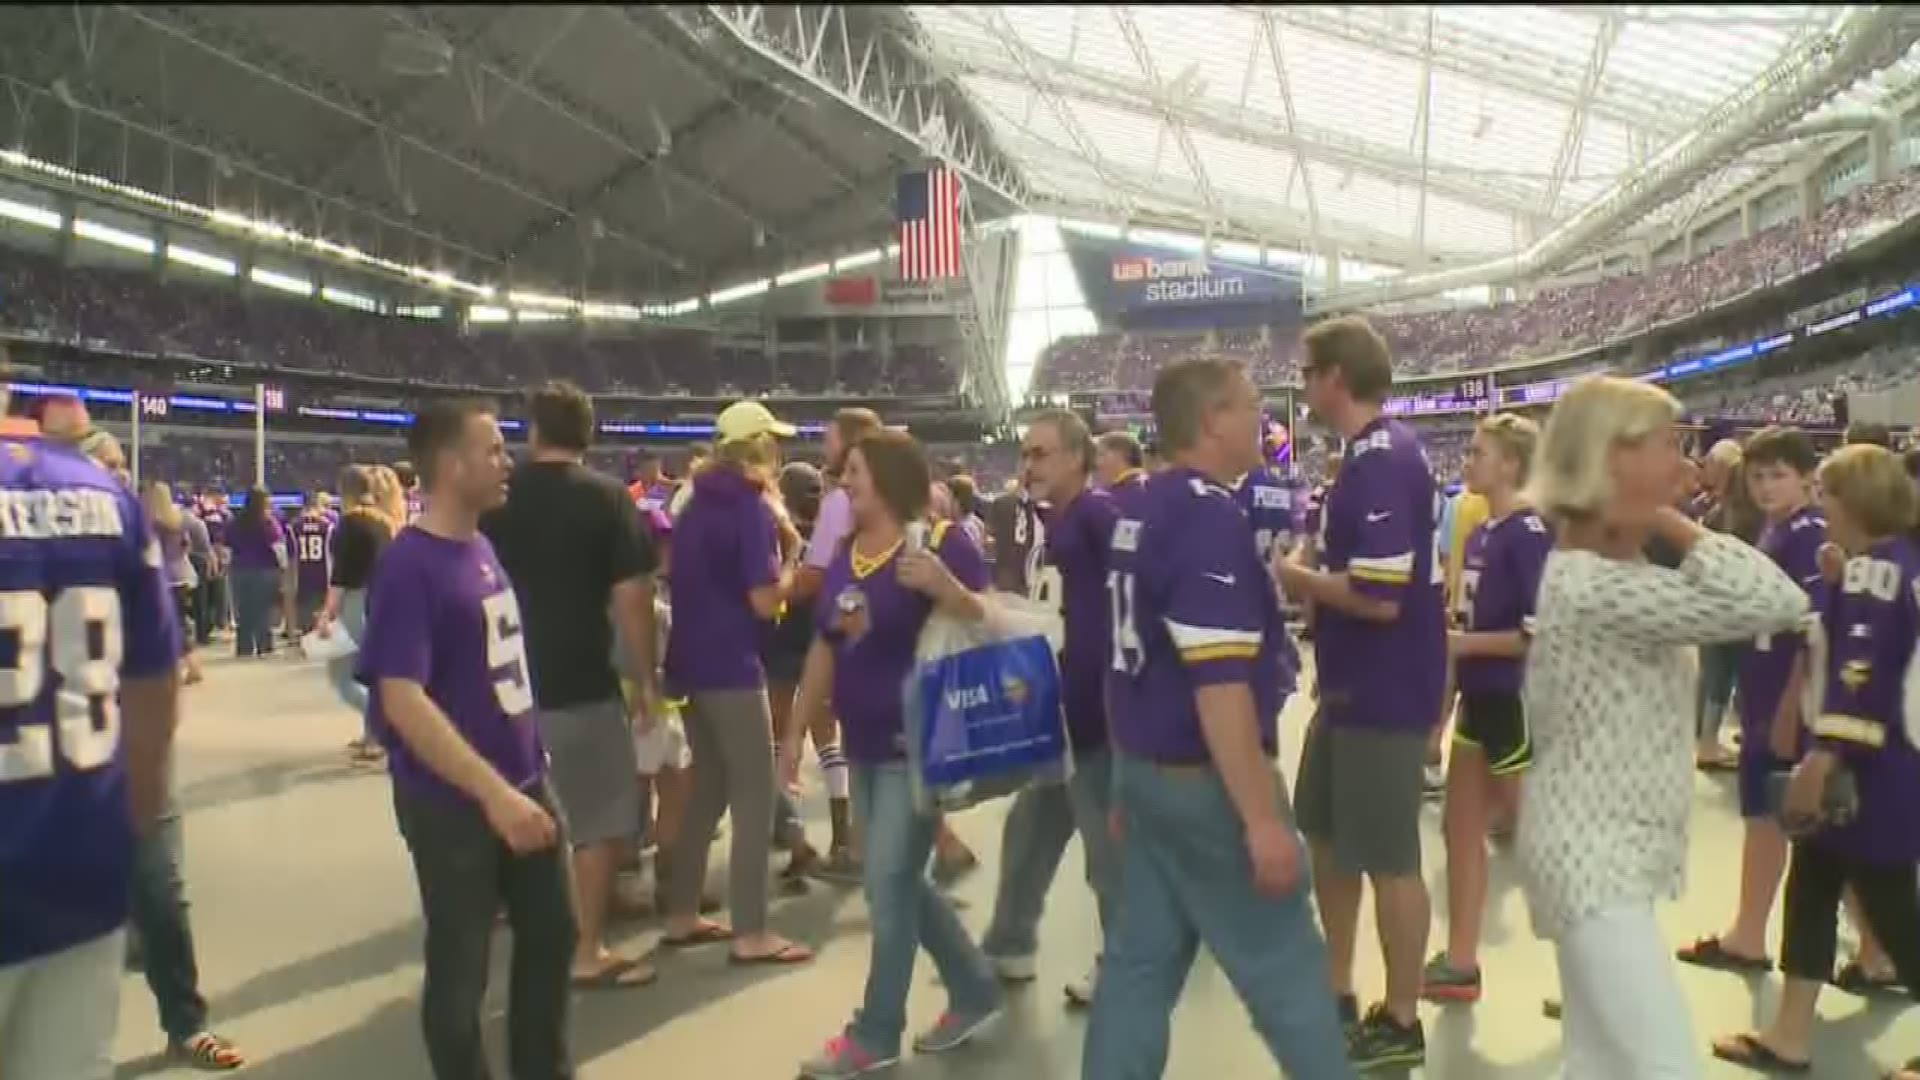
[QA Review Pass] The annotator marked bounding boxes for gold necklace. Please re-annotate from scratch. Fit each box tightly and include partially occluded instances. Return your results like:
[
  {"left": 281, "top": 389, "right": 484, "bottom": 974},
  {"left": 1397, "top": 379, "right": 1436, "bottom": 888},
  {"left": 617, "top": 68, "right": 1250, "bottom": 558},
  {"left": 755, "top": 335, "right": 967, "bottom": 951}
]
[{"left": 850, "top": 536, "right": 904, "bottom": 580}]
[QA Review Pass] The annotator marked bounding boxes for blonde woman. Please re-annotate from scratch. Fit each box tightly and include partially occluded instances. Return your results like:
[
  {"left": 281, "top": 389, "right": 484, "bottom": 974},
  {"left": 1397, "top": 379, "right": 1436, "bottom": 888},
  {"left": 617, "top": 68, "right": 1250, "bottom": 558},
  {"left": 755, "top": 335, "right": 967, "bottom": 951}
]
[
  {"left": 660, "top": 402, "right": 813, "bottom": 965},
  {"left": 367, "top": 465, "right": 409, "bottom": 533},
  {"left": 1518, "top": 377, "right": 1806, "bottom": 1078},
  {"left": 144, "top": 481, "right": 206, "bottom": 686},
  {"left": 318, "top": 465, "right": 397, "bottom": 764}
]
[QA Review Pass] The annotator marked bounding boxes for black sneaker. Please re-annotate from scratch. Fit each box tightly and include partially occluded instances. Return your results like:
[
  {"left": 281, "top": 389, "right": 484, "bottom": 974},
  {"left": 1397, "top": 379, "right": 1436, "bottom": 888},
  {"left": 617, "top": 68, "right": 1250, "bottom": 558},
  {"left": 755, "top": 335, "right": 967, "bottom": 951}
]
[
  {"left": 1347, "top": 1003, "right": 1425, "bottom": 1072},
  {"left": 1336, "top": 992, "right": 1360, "bottom": 1033}
]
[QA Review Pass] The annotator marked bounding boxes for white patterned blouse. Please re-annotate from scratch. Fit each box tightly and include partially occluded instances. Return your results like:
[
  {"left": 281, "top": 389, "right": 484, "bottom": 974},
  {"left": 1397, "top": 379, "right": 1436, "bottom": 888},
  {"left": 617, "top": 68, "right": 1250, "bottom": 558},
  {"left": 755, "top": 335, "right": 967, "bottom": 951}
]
[{"left": 1517, "top": 532, "right": 1807, "bottom": 939}]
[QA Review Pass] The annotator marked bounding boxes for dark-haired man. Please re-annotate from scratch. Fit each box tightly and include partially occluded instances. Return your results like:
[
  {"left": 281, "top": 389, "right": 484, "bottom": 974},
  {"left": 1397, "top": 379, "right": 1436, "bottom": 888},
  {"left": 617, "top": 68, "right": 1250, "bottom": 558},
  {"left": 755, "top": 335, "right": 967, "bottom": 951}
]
[
  {"left": 1095, "top": 430, "right": 1148, "bottom": 503},
  {"left": 1277, "top": 316, "right": 1444, "bottom": 1069},
  {"left": 359, "top": 399, "right": 577, "bottom": 1080},
  {"left": 481, "top": 382, "right": 661, "bottom": 990},
  {"left": 1086, "top": 359, "right": 1352, "bottom": 1080}
]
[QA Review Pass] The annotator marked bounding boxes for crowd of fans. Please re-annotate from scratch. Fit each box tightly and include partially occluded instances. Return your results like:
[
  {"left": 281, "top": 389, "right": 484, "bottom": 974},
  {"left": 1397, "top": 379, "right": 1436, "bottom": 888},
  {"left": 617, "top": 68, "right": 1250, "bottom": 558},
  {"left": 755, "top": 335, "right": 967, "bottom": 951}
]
[
  {"left": 1034, "top": 170, "right": 1920, "bottom": 392},
  {"left": 0, "top": 246, "right": 959, "bottom": 397}
]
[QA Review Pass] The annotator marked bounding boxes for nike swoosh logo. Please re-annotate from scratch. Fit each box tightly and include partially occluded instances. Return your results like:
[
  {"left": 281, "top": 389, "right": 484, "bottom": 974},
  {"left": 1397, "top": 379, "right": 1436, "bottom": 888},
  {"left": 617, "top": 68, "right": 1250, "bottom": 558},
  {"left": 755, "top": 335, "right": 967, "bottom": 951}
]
[
  {"left": 1366, "top": 511, "right": 1391, "bottom": 523},
  {"left": 1203, "top": 572, "right": 1236, "bottom": 585}
]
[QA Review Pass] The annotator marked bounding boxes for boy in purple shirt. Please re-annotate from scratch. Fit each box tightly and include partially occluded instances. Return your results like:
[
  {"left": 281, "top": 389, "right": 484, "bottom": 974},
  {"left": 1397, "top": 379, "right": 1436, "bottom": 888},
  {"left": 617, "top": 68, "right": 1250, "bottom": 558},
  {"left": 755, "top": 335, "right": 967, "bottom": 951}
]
[
  {"left": 288, "top": 493, "right": 334, "bottom": 636},
  {"left": 1423, "top": 414, "right": 1551, "bottom": 1004},
  {"left": 980, "top": 409, "right": 1121, "bottom": 1007},
  {"left": 357, "top": 399, "right": 575, "bottom": 1080},
  {"left": 1276, "top": 317, "right": 1445, "bottom": 1068},
  {"left": 1713, "top": 443, "right": 1920, "bottom": 1075},
  {"left": 1681, "top": 427, "right": 1828, "bottom": 980},
  {"left": 1086, "top": 360, "right": 1352, "bottom": 1080},
  {"left": 0, "top": 411, "right": 181, "bottom": 1080}
]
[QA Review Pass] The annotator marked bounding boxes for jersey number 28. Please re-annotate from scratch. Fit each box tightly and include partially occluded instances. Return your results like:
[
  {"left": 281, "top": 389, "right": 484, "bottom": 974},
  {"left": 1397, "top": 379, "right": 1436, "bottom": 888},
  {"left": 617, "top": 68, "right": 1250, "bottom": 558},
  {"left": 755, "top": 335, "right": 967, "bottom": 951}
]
[{"left": 0, "top": 587, "right": 124, "bottom": 784}]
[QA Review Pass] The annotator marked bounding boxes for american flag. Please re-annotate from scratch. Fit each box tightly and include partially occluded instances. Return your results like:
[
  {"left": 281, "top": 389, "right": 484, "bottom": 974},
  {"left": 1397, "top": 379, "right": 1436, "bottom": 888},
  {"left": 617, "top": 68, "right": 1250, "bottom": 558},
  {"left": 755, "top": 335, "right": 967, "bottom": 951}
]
[{"left": 896, "top": 165, "right": 963, "bottom": 281}]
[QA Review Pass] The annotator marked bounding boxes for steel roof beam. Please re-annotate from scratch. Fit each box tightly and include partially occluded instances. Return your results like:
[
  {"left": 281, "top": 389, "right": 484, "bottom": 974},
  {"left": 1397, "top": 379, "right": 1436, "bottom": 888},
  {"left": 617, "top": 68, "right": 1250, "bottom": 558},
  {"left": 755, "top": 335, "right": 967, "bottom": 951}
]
[
  {"left": 117, "top": 5, "right": 691, "bottom": 272},
  {"left": 1543, "top": 12, "right": 1621, "bottom": 218},
  {"left": 929, "top": 43, "right": 1542, "bottom": 218},
  {"left": 1258, "top": 18, "right": 1321, "bottom": 258},
  {"left": 1113, "top": 8, "right": 1223, "bottom": 232},
  {"left": 698, "top": 5, "right": 1031, "bottom": 211},
  {"left": 1257, "top": 6, "right": 1688, "bottom": 138}
]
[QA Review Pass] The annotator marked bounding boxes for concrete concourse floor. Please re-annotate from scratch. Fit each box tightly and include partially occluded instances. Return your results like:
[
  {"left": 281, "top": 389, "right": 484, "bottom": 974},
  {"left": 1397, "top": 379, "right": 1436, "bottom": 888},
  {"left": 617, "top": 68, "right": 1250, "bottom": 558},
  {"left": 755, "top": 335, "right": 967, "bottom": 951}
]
[{"left": 113, "top": 650, "right": 1919, "bottom": 1079}]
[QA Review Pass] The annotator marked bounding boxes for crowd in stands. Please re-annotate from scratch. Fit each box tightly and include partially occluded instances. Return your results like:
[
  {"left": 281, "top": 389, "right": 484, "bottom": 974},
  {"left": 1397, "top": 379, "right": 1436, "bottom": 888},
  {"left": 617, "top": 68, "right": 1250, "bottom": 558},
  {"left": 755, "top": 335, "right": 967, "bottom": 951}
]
[
  {"left": 1034, "top": 170, "right": 1920, "bottom": 392},
  {"left": 0, "top": 245, "right": 959, "bottom": 397}
]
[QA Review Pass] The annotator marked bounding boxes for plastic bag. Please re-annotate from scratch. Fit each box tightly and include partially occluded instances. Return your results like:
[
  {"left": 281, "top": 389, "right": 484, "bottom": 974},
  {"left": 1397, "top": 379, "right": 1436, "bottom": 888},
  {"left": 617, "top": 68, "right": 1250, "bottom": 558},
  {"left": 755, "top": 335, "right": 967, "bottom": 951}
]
[{"left": 903, "top": 593, "right": 1069, "bottom": 814}]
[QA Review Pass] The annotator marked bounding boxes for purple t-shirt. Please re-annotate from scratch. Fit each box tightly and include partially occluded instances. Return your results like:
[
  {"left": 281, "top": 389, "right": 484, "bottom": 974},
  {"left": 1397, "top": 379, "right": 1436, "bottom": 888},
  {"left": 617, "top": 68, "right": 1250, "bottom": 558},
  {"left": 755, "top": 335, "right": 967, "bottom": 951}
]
[
  {"left": 1454, "top": 509, "right": 1552, "bottom": 696},
  {"left": 1037, "top": 488, "right": 1121, "bottom": 751},
  {"left": 1235, "top": 465, "right": 1304, "bottom": 564},
  {"left": 1315, "top": 418, "right": 1448, "bottom": 733},
  {"left": 1737, "top": 506, "right": 1826, "bottom": 745},
  {"left": 1811, "top": 536, "right": 1920, "bottom": 865},
  {"left": 815, "top": 522, "right": 989, "bottom": 762},
  {"left": 226, "top": 515, "right": 284, "bottom": 572},
  {"left": 357, "top": 528, "right": 544, "bottom": 806},
  {"left": 664, "top": 470, "right": 781, "bottom": 692},
  {"left": 290, "top": 514, "right": 334, "bottom": 598},
  {"left": 1106, "top": 468, "right": 1296, "bottom": 764},
  {"left": 0, "top": 437, "right": 181, "bottom": 964}
]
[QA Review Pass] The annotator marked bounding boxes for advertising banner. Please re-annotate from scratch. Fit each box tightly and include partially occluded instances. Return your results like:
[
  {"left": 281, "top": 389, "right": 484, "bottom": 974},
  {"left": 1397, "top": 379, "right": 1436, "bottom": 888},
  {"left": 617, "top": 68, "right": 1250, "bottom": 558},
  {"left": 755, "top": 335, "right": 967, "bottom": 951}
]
[{"left": 1065, "top": 235, "right": 1303, "bottom": 330}]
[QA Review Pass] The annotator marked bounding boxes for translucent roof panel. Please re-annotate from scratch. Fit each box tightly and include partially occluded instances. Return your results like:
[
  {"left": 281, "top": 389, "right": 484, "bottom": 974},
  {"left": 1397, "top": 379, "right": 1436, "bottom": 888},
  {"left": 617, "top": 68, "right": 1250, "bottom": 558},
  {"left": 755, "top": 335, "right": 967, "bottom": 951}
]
[{"left": 907, "top": 4, "right": 1907, "bottom": 269}]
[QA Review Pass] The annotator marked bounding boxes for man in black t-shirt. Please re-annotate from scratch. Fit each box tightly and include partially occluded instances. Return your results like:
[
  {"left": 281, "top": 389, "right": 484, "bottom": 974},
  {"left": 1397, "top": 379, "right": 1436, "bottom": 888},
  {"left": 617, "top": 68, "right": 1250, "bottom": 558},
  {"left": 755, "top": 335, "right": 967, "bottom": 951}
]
[{"left": 481, "top": 381, "right": 661, "bottom": 988}]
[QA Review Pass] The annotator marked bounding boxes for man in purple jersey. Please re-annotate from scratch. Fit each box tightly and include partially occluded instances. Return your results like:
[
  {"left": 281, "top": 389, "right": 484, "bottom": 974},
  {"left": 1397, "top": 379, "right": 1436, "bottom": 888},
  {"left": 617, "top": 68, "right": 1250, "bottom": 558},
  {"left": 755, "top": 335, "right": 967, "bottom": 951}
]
[
  {"left": 981, "top": 409, "right": 1121, "bottom": 1008},
  {"left": 1094, "top": 430, "right": 1147, "bottom": 499},
  {"left": 358, "top": 400, "right": 575, "bottom": 1080},
  {"left": 288, "top": 492, "right": 334, "bottom": 637},
  {"left": 1276, "top": 317, "right": 1445, "bottom": 1069},
  {"left": 1681, "top": 426, "right": 1828, "bottom": 977},
  {"left": 0, "top": 410, "right": 181, "bottom": 1080},
  {"left": 1085, "top": 359, "right": 1352, "bottom": 1080}
]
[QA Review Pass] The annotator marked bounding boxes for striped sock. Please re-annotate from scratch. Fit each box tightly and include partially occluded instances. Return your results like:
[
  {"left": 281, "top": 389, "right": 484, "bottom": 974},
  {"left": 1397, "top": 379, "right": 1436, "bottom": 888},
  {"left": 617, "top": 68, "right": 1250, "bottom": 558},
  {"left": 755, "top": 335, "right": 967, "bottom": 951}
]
[{"left": 817, "top": 742, "right": 850, "bottom": 800}]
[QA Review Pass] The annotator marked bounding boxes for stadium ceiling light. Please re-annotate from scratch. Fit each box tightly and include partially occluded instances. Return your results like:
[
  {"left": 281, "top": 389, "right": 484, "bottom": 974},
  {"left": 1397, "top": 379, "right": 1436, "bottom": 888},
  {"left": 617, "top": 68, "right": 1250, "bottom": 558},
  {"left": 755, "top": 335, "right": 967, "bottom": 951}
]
[
  {"left": 73, "top": 217, "right": 156, "bottom": 255},
  {"left": 165, "top": 244, "right": 238, "bottom": 276},
  {"left": 0, "top": 196, "right": 61, "bottom": 229},
  {"left": 321, "top": 285, "right": 379, "bottom": 312},
  {"left": 506, "top": 290, "right": 578, "bottom": 310},
  {"left": 708, "top": 278, "right": 772, "bottom": 306},
  {"left": 582, "top": 301, "right": 643, "bottom": 320},
  {"left": 515, "top": 309, "right": 567, "bottom": 324},
  {"left": 469, "top": 305, "right": 511, "bottom": 323},
  {"left": 776, "top": 261, "right": 832, "bottom": 285},
  {"left": 249, "top": 267, "right": 314, "bottom": 296},
  {"left": 834, "top": 248, "right": 883, "bottom": 270}
]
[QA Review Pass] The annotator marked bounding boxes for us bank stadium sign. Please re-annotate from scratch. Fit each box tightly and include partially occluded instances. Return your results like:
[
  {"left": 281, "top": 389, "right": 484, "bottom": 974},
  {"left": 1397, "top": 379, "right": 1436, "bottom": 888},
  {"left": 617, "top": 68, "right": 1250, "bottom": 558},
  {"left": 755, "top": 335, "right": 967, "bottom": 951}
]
[{"left": 1109, "top": 254, "right": 1268, "bottom": 304}]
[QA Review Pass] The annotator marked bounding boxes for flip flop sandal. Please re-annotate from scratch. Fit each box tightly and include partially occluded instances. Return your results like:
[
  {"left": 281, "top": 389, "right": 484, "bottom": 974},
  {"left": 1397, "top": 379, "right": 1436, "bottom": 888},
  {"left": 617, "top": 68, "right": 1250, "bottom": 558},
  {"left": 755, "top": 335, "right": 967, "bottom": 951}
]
[
  {"left": 1711, "top": 1033, "right": 1810, "bottom": 1073},
  {"left": 570, "top": 956, "right": 656, "bottom": 991},
  {"left": 661, "top": 921, "right": 734, "bottom": 948},
  {"left": 1833, "top": 960, "right": 1904, "bottom": 997},
  {"left": 729, "top": 941, "right": 814, "bottom": 966},
  {"left": 1676, "top": 935, "right": 1771, "bottom": 972},
  {"left": 173, "top": 1032, "right": 246, "bottom": 1071}
]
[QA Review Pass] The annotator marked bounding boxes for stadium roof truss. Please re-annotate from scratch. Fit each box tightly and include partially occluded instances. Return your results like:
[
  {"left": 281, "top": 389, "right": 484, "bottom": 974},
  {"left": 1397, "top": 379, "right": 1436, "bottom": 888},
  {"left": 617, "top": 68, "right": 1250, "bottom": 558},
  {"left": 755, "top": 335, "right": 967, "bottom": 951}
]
[
  {"left": 0, "top": 4, "right": 1026, "bottom": 305},
  {"left": 905, "top": 5, "right": 1920, "bottom": 279}
]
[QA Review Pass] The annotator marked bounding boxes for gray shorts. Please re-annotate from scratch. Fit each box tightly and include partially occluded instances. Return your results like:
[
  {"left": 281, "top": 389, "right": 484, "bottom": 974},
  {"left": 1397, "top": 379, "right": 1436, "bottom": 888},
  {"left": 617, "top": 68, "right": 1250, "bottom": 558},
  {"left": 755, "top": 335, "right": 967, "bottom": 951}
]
[
  {"left": 1294, "top": 718, "right": 1427, "bottom": 877},
  {"left": 538, "top": 698, "right": 640, "bottom": 847}
]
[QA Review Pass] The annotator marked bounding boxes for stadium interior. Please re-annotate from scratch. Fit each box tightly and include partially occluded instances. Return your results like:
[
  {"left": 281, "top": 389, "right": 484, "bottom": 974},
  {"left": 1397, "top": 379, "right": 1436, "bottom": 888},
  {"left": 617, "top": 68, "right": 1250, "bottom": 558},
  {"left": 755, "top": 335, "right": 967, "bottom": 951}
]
[{"left": 6, "top": 4, "right": 1920, "bottom": 1077}]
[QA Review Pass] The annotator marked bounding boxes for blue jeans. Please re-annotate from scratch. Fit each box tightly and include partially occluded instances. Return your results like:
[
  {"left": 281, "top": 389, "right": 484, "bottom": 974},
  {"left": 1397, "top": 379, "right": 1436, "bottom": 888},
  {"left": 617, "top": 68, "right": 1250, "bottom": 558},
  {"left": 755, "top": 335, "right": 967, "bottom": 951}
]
[
  {"left": 229, "top": 569, "right": 279, "bottom": 657},
  {"left": 325, "top": 590, "right": 370, "bottom": 737},
  {"left": 1696, "top": 641, "right": 1745, "bottom": 742},
  {"left": 982, "top": 748, "right": 1118, "bottom": 959},
  {"left": 129, "top": 798, "right": 209, "bottom": 1044},
  {"left": 847, "top": 762, "right": 1001, "bottom": 1057},
  {"left": 1084, "top": 754, "right": 1354, "bottom": 1080}
]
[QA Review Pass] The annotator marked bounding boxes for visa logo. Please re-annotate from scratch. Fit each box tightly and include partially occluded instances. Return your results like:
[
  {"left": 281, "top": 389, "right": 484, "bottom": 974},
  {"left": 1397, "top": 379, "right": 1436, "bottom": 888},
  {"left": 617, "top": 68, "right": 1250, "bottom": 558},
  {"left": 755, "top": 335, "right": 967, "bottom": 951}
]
[{"left": 945, "top": 686, "right": 992, "bottom": 709}]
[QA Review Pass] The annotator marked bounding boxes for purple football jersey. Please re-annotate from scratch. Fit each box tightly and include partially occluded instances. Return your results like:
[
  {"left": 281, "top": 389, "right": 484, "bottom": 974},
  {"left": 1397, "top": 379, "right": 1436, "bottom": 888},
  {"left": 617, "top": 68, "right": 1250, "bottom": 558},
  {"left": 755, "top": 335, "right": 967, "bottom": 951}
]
[
  {"left": 1737, "top": 506, "right": 1826, "bottom": 744},
  {"left": 1105, "top": 468, "right": 1297, "bottom": 764},
  {"left": 1037, "top": 487, "right": 1121, "bottom": 751},
  {"left": 290, "top": 513, "right": 334, "bottom": 599},
  {"left": 357, "top": 528, "right": 544, "bottom": 807},
  {"left": 1810, "top": 536, "right": 1920, "bottom": 865},
  {"left": 1454, "top": 509, "right": 1553, "bottom": 695},
  {"left": 815, "top": 522, "right": 989, "bottom": 762},
  {"left": 665, "top": 469, "right": 781, "bottom": 692},
  {"left": 1235, "top": 465, "right": 1304, "bottom": 565},
  {"left": 0, "top": 436, "right": 181, "bottom": 964},
  {"left": 1315, "top": 418, "right": 1448, "bottom": 732}
]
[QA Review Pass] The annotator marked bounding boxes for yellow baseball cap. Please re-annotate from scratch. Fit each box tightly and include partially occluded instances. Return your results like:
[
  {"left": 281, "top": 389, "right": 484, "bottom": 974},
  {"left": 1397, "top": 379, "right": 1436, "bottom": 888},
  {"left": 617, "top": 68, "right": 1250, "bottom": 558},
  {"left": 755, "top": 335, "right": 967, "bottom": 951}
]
[{"left": 715, "top": 400, "right": 796, "bottom": 442}]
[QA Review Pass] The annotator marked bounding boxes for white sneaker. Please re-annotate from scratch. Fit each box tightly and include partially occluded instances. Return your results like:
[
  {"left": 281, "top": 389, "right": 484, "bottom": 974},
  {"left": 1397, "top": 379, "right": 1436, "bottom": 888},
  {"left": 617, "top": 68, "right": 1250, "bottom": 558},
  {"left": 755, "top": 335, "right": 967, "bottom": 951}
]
[
  {"left": 1064, "top": 964, "right": 1098, "bottom": 1008},
  {"left": 991, "top": 954, "right": 1037, "bottom": 983}
]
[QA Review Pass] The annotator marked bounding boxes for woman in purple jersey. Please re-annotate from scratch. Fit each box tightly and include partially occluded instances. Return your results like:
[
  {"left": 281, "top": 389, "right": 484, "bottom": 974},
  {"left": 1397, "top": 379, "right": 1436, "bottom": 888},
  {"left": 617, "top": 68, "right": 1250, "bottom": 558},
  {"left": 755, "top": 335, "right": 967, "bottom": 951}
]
[
  {"left": 786, "top": 429, "right": 1002, "bottom": 1079},
  {"left": 1712, "top": 444, "right": 1920, "bottom": 1076},
  {"left": 225, "top": 488, "right": 285, "bottom": 658}
]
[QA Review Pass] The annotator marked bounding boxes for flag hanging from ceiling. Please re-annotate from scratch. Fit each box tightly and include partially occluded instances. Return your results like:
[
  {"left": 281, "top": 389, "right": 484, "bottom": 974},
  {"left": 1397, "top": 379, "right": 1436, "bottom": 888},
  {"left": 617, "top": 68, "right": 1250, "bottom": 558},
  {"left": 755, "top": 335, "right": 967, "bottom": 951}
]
[{"left": 896, "top": 165, "right": 963, "bottom": 281}]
